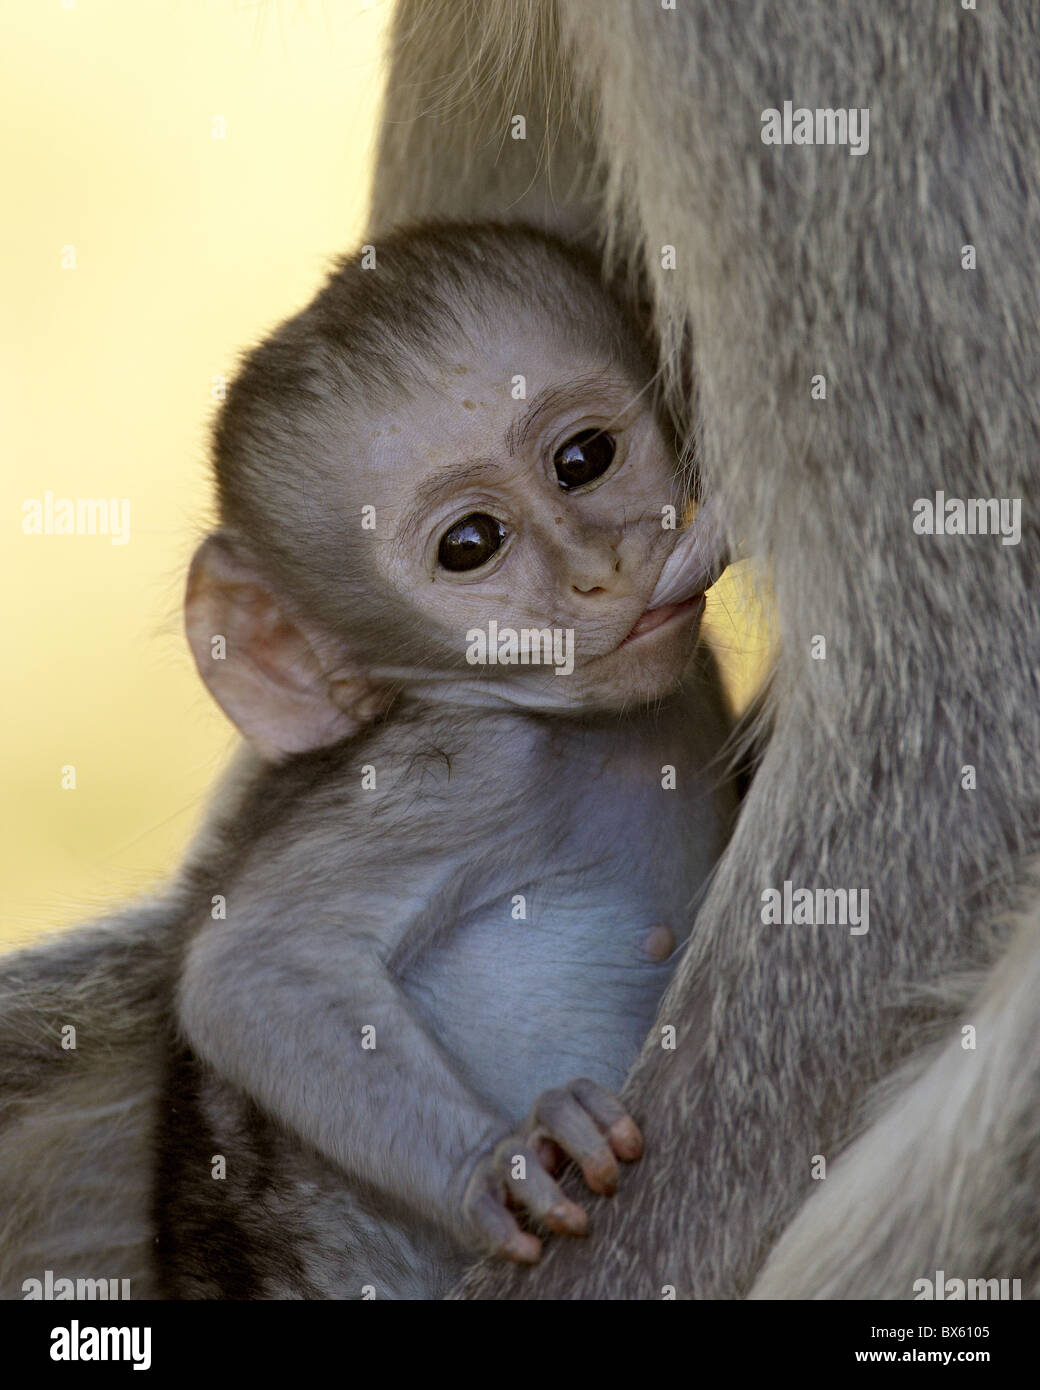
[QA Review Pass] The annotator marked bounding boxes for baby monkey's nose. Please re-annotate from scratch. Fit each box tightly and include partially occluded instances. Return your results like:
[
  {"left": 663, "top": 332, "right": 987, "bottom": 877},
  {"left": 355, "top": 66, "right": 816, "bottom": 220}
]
[{"left": 569, "top": 543, "right": 623, "bottom": 598}]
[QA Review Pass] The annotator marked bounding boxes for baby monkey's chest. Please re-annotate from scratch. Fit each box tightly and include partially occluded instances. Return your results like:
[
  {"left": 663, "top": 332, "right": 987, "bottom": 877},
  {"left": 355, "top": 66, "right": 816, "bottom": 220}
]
[{"left": 398, "top": 721, "right": 730, "bottom": 1123}]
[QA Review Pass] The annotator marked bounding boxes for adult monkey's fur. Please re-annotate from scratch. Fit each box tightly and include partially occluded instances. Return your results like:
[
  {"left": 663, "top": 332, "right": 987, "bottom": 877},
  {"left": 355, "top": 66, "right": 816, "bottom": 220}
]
[
  {"left": 0, "top": 755, "right": 260, "bottom": 1300},
  {"left": 369, "top": 0, "right": 1040, "bottom": 1298},
  {"left": 0, "top": 0, "right": 1037, "bottom": 1301}
]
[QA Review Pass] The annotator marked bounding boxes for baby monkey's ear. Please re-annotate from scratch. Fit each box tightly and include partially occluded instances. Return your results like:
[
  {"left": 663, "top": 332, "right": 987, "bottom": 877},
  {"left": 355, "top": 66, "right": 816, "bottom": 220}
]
[{"left": 185, "top": 532, "right": 391, "bottom": 761}]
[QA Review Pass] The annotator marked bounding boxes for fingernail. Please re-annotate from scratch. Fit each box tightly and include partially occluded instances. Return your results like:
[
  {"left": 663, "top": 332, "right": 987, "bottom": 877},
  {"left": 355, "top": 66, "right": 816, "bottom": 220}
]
[
  {"left": 550, "top": 1201, "right": 588, "bottom": 1233},
  {"left": 610, "top": 1117, "right": 644, "bottom": 1158}
]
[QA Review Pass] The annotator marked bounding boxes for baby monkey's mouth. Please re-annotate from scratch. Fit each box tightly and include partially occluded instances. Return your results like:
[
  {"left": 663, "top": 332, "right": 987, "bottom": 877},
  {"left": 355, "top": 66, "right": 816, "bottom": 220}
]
[{"left": 620, "top": 594, "right": 705, "bottom": 645}]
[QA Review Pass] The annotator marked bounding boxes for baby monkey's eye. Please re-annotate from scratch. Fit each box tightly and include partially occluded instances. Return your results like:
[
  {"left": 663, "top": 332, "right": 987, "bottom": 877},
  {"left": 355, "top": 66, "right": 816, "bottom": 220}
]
[
  {"left": 553, "top": 429, "right": 616, "bottom": 491},
  {"left": 437, "top": 513, "right": 507, "bottom": 572}
]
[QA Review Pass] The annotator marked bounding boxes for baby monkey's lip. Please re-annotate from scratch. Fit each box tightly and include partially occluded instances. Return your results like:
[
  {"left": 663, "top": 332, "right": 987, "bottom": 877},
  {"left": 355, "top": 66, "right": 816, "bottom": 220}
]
[{"left": 621, "top": 594, "right": 705, "bottom": 645}]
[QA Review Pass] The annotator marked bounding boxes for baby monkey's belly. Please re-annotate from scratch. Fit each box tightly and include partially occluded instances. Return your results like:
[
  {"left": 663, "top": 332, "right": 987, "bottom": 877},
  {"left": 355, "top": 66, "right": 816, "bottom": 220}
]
[{"left": 399, "top": 884, "right": 691, "bottom": 1125}]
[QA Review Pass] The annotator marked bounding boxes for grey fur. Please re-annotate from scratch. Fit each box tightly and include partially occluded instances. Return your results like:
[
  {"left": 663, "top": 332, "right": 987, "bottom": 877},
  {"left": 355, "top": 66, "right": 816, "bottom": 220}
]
[
  {"left": 0, "top": 904, "right": 171, "bottom": 1300},
  {"left": 750, "top": 886, "right": 1040, "bottom": 1300},
  {"left": 0, "top": 748, "right": 260, "bottom": 1300}
]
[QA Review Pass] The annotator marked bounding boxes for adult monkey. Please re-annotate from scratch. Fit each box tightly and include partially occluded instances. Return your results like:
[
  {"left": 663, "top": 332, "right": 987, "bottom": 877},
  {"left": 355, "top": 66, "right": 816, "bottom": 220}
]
[{"left": 368, "top": 0, "right": 1040, "bottom": 1298}]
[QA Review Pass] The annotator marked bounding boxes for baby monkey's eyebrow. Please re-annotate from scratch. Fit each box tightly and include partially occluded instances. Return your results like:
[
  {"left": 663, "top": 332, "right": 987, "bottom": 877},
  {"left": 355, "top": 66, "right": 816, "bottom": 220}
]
[
  {"left": 411, "top": 460, "right": 508, "bottom": 519},
  {"left": 503, "top": 373, "right": 633, "bottom": 455}
]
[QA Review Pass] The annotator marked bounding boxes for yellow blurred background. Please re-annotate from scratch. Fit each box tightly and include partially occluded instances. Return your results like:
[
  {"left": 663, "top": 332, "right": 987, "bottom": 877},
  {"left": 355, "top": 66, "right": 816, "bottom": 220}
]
[{"left": 1, "top": 0, "right": 769, "bottom": 951}]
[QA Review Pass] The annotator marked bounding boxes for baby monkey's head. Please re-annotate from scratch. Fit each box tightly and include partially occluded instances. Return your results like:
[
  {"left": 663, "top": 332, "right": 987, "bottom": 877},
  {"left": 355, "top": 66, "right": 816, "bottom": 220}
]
[{"left": 188, "top": 224, "right": 706, "bottom": 759}]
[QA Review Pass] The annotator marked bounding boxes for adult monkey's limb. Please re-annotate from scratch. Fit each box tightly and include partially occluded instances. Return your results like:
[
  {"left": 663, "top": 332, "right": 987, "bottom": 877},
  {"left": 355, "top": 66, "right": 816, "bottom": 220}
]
[
  {"left": 370, "top": 0, "right": 1040, "bottom": 1299},
  {"left": 369, "top": 0, "right": 601, "bottom": 242},
  {"left": 749, "top": 892, "right": 1040, "bottom": 1301}
]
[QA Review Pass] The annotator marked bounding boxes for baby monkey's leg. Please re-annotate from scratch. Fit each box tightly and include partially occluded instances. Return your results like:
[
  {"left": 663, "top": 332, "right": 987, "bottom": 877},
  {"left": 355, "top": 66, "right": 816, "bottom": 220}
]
[{"left": 461, "top": 1078, "right": 643, "bottom": 1263}]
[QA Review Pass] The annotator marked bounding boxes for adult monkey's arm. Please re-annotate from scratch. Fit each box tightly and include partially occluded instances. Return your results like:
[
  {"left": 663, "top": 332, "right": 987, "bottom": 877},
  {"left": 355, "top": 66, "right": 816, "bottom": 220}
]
[
  {"left": 749, "top": 894, "right": 1040, "bottom": 1301},
  {"left": 368, "top": 0, "right": 601, "bottom": 244},
  {"left": 369, "top": 0, "right": 1040, "bottom": 1299}
]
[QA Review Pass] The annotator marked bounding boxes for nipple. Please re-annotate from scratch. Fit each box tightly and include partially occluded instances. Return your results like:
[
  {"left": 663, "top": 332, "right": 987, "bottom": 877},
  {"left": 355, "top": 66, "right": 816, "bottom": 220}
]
[{"left": 640, "top": 923, "right": 676, "bottom": 962}]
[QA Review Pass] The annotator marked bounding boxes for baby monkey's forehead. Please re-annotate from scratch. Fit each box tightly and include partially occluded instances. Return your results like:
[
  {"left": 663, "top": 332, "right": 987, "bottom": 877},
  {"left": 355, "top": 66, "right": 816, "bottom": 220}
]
[
  {"left": 344, "top": 306, "right": 653, "bottom": 504},
  {"left": 359, "top": 366, "right": 645, "bottom": 486},
  {"left": 397, "top": 352, "right": 646, "bottom": 435}
]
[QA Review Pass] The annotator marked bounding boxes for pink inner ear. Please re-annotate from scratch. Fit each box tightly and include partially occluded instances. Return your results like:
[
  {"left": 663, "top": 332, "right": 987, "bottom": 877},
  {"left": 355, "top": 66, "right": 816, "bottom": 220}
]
[
  {"left": 246, "top": 597, "right": 328, "bottom": 695},
  {"left": 185, "top": 534, "right": 387, "bottom": 761}
]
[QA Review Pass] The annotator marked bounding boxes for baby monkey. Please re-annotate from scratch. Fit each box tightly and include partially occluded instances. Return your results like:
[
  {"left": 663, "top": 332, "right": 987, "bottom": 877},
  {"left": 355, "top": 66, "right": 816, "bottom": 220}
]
[{"left": 162, "top": 223, "right": 737, "bottom": 1298}]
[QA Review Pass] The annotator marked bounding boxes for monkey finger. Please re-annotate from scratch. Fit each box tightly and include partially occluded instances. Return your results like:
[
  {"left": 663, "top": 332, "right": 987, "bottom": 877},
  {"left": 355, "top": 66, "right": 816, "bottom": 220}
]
[
  {"left": 528, "top": 1083, "right": 624, "bottom": 1195},
  {"left": 570, "top": 1077, "right": 644, "bottom": 1161},
  {"left": 465, "top": 1188, "right": 544, "bottom": 1263},
  {"left": 496, "top": 1141, "right": 589, "bottom": 1235}
]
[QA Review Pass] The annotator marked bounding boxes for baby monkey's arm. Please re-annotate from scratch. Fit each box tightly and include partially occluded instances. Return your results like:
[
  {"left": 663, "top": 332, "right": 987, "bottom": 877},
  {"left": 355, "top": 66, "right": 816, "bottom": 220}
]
[{"left": 176, "top": 864, "right": 642, "bottom": 1262}]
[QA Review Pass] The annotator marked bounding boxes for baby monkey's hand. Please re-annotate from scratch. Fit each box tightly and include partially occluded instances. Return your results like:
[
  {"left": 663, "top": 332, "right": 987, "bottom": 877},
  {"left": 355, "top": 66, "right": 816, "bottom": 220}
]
[{"left": 460, "top": 1077, "right": 643, "bottom": 1263}]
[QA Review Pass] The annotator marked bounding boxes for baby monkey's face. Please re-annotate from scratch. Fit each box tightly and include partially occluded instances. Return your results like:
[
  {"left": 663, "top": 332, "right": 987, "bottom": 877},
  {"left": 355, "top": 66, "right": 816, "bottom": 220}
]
[{"left": 358, "top": 321, "right": 705, "bottom": 710}]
